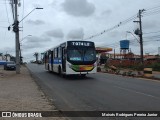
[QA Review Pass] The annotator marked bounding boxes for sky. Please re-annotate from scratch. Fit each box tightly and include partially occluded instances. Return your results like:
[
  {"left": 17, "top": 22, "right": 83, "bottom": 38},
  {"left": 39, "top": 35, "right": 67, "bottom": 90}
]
[{"left": 1, "top": 0, "right": 160, "bottom": 62}]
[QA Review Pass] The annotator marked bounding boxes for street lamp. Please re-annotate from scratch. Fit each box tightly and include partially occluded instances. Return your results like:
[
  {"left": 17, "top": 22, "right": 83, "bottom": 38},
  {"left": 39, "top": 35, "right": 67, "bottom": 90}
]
[
  {"left": 19, "top": 7, "right": 43, "bottom": 23},
  {"left": 126, "top": 31, "right": 139, "bottom": 43},
  {"left": 20, "top": 35, "right": 32, "bottom": 42},
  {"left": 19, "top": 35, "right": 32, "bottom": 64},
  {"left": 14, "top": 6, "right": 43, "bottom": 74},
  {"left": 127, "top": 31, "right": 143, "bottom": 65}
]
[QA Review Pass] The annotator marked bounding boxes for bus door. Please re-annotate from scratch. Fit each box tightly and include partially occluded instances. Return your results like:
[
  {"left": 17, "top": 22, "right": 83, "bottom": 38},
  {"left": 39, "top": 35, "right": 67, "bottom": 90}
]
[
  {"left": 62, "top": 47, "right": 66, "bottom": 72},
  {"left": 51, "top": 51, "right": 53, "bottom": 71}
]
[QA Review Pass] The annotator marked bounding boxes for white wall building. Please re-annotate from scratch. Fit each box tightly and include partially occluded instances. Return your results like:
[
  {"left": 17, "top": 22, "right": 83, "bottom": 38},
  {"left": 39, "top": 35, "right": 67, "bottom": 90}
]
[{"left": 0, "top": 54, "right": 11, "bottom": 61}]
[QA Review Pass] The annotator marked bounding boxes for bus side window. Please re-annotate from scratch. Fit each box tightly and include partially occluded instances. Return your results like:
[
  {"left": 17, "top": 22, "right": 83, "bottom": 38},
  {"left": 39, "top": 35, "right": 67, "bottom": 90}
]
[
  {"left": 53, "top": 50, "right": 55, "bottom": 59},
  {"left": 58, "top": 47, "right": 61, "bottom": 58},
  {"left": 54, "top": 48, "right": 58, "bottom": 58},
  {"left": 64, "top": 49, "right": 66, "bottom": 58}
]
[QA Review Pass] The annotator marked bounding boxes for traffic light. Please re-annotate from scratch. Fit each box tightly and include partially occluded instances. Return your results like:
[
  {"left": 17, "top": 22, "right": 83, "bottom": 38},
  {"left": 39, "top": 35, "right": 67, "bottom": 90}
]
[
  {"left": 8, "top": 26, "right": 10, "bottom": 31},
  {"left": 13, "top": 25, "right": 19, "bottom": 32}
]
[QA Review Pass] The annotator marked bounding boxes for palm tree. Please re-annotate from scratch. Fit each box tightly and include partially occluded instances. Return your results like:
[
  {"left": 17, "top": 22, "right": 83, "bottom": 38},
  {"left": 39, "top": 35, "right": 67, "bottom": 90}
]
[
  {"left": 0, "top": 53, "right": 3, "bottom": 60},
  {"left": 33, "top": 52, "right": 39, "bottom": 63},
  {"left": 4, "top": 54, "right": 11, "bottom": 61}
]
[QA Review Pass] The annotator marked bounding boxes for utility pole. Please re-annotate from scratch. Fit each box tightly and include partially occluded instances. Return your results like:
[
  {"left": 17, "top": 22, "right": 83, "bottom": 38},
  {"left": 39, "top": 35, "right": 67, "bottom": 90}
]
[
  {"left": 134, "top": 9, "right": 145, "bottom": 66},
  {"left": 9, "top": 2, "right": 42, "bottom": 73},
  {"left": 139, "top": 9, "right": 144, "bottom": 65},
  {"left": 13, "top": 0, "right": 20, "bottom": 74},
  {"left": 114, "top": 49, "right": 115, "bottom": 59}
]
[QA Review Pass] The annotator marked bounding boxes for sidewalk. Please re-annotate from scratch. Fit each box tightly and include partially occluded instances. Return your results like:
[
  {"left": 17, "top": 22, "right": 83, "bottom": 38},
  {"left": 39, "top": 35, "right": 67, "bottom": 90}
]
[
  {"left": 0, "top": 65, "right": 68, "bottom": 120},
  {"left": 98, "top": 65, "right": 160, "bottom": 80}
]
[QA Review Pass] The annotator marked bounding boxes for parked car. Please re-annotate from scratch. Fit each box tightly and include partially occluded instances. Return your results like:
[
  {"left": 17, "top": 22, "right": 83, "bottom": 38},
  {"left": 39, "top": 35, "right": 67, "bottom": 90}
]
[{"left": 4, "top": 61, "right": 16, "bottom": 70}]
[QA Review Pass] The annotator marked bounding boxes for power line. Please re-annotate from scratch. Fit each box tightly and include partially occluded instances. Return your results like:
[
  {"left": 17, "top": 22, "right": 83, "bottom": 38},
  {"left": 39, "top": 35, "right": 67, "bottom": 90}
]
[
  {"left": 143, "top": 5, "right": 160, "bottom": 17},
  {"left": 86, "top": 4, "right": 160, "bottom": 41},
  {"left": 143, "top": 10, "right": 160, "bottom": 17},
  {"left": 143, "top": 35, "right": 160, "bottom": 39},
  {"left": 5, "top": 0, "right": 10, "bottom": 25},
  {"left": 145, "top": 5, "right": 160, "bottom": 11},
  {"left": 19, "top": 0, "right": 24, "bottom": 54},
  {"left": 143, "top": 30, "right": 160, "bottom": 34},
  {"left": 83, "top": 4, "right": 160, "bottom": 41},
  {"left": 83, "top": 14, "right": 137, "bottom": 41},
  {"left": 10, "top": 0, "right": 15, "bottom": 21}
]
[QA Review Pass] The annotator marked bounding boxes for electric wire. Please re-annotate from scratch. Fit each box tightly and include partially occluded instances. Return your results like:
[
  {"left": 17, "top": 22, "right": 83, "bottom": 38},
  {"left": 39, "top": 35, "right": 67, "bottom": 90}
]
[
  {"left": 143, "top": 5, "right": 160, "bottom": 17},
  {"left": 10, "top": 0, "right": 15, "bottom": 21},
  {"left": 5, "top": 0, "right": 10, "bottom": 25},
  {"left": 20, "top": 0, "right": 25, "bottom": 40},
  {"left": 83, "top": 14, "right": 137, "bottom": 40},
  {"left": 143, "top": 30, "right": 160, "bottom": 34},
  {"left": 96, "top": 4, "right": 160, "bottom": 49}
]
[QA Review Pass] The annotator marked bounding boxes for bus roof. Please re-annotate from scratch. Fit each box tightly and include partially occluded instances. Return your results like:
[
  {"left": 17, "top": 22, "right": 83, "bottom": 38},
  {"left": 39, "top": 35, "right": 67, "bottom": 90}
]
[{"left": 44, "top": 40, "right": 95, "bottom": 53}]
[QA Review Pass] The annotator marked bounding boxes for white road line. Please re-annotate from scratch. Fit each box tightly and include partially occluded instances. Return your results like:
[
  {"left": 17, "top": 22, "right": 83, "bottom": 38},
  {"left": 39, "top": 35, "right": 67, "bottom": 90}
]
[{"left": 114, "top": 85, "right": 160, "bottom": 100}]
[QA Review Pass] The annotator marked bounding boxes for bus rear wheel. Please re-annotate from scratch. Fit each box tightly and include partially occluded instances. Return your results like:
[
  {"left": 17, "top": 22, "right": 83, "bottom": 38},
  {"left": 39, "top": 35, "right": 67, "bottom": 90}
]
[
  {"left": 58, "top": 66, "right": 66, "bottom": 77},
  {"left": 58, "top": 66, "right": 61, "bottom": 74},
  {"left": 48, "top": 64, "right": 50, "bottom": 71}
]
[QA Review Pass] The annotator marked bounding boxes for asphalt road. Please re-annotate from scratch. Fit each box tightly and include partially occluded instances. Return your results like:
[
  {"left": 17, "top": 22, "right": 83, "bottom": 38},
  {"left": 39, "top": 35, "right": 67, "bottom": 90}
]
[{"left": 27, "top": 63, "right": 160, "bottom": 119}]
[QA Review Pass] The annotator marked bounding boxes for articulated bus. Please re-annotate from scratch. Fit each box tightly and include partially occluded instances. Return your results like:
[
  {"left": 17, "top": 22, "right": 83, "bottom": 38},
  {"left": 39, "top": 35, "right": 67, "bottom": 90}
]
[{"left": 44, "top": 41, "right": 97, "bottom": 76}]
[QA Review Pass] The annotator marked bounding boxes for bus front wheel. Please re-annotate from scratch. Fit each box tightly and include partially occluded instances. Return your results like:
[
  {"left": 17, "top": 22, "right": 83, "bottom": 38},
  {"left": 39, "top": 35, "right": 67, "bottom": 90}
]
[{"left": 81, "top": 74, "right": 86, "bottom": 78}]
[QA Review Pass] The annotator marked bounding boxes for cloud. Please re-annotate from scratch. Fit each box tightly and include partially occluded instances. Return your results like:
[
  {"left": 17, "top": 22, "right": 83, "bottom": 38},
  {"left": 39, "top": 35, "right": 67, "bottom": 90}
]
[
  {"left": 108, "top": 31, "right": 121, "bottom": 38},
  {"left": 45, "top": 29, "right": 64, "bottom": 38},
  {"left": 143, "top": 20, "right": 160, "bottom": 30},
  {"left": 0, "top": 47, "right": 15, "bottom": 55},
  {"left": 26, "top": 36, "right": 51, "bottom": 43},
  {"left": 22, "top": 43, "right": 43, "bottom": 49},
  {"left": 22, "top": 36, "right": 51, "bottom": 50},
  {"left": 101, "top": 10, "right": 112, "bottom": 17},
  {"left": 26, "top": 20, "right": 45, "bottom": 25},
  {"left": 51, "top": 0, "right": 59, "bottom": 7},
  {"left": 67, "top": 28, "right": 84, "bottom": 39},
  {"left": 62, "top": 0, "right": 95, "bottom": 17}
]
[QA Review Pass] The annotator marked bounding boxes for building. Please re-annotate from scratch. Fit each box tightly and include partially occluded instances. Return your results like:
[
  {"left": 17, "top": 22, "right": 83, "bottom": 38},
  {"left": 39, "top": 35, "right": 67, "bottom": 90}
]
[{"left": 0, "top": 53, "right": 15, "bottom": 62}]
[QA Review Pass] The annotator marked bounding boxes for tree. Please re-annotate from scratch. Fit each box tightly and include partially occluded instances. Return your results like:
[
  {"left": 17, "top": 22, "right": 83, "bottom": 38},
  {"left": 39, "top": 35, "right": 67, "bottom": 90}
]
[
  {"left": 0, "top": 53, "right": 3, "bottom": 60},
  {"left": 33, "top": 52, "right": 39, "bottom": 63},
  {"left": 4, "top": 54, "right": 11, "bottom": 61},
  {"left": 100, "top": 53, "right": 108, "bottom": 64}
]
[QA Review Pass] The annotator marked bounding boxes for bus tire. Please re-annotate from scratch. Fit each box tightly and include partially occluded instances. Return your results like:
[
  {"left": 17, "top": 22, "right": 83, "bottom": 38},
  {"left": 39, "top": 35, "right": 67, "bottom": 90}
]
[
  {"left": 58, "top": 66, "right": 65, "bottom": 77},
  {"left": 48, "top": 64, "right": 50, "bottom": 71},
  {"left": 81, "top": 74, "right": 86, "bottom": 78},
  {"left": 58, "top": 66, "right": 62, "bottom": 75}
]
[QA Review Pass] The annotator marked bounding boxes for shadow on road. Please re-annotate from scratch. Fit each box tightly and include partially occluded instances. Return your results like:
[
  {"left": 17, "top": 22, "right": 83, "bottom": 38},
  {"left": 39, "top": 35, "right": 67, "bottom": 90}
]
[
  {"left": 65, "top": 75, "right": 94, "bottom": 81},
  {"left": 46, "top": 71, "right": 95, "bottom": 81}
]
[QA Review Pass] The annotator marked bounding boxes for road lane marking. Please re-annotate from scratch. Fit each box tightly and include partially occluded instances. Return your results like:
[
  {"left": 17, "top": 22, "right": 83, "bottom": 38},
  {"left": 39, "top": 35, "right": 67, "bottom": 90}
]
[{"left": 114, "top": 85, "right": 160, "bottom": 100}]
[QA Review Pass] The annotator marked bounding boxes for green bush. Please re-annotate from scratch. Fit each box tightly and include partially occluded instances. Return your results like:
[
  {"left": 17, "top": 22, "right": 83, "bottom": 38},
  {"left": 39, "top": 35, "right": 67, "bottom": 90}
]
[
  {"left": 97, "top": 67, "right": 101, "bottom": 72},
  {"left": 148, "top": 63, "right": 160, "bottom": 71}
]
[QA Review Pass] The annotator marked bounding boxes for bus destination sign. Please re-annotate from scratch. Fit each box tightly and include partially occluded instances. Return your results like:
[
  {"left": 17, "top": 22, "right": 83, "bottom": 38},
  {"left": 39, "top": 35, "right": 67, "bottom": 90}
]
[{"left": 68, "top": 41, "right": 94, "bottom": 47}]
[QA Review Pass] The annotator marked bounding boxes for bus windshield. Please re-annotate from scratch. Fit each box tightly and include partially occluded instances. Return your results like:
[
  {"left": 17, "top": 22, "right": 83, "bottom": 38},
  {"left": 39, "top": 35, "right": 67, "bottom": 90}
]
[{"left": 67, "top": 47, "right": 96, "bottom": 64}]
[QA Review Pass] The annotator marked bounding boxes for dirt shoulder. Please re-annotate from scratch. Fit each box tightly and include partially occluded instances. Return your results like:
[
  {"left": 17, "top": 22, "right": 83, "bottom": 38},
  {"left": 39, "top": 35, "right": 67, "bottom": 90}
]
[{"left": 0, "top": 65, "right": 68, "bottom": 120}]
